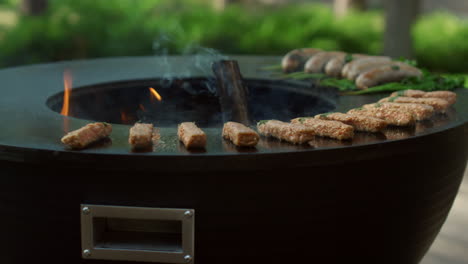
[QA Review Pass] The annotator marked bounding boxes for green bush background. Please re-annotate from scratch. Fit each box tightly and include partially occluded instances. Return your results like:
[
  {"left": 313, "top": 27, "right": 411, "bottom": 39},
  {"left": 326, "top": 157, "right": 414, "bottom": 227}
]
[{"left": 0, "top": 0, "right": 467, "bottom": 73}]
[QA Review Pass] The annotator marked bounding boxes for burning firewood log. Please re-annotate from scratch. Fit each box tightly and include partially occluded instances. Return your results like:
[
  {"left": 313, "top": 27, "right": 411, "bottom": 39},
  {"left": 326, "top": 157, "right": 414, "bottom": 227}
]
[{"left": 212, "top": 60, "right": 251, "bottom": 126}]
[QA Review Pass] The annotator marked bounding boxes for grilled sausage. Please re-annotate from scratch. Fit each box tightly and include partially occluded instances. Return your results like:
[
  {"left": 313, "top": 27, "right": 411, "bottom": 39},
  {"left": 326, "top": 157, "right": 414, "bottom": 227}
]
[
  {"left": 355, "top": 62, "right": 423, "bottom": 90},
  {"left": 342, "top": 56, "right": 392, "bottom": 80},
  {"left": 304, "top": 51, "right": 345, "bottom": 73},
  {"left": 324, "top": 54, "right": 368, "bottom": 78},
  {"left": 281, "top": 48, "right": 323, "bottom": 73}
]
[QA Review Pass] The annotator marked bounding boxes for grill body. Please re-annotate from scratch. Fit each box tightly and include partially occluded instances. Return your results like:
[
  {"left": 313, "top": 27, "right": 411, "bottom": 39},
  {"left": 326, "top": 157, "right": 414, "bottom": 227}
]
[
  {"left": 0, "top": 56, "right": 467, "bottom": 264},
  {"left": 1, "top": 123, "right": 467, "bottom": 264}
]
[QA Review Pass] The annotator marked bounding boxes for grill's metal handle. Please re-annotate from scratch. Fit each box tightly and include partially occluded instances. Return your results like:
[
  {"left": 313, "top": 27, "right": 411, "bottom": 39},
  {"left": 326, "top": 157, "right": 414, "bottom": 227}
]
[{"left": 80, "top": 204, "right": 194, "bottom": 263}]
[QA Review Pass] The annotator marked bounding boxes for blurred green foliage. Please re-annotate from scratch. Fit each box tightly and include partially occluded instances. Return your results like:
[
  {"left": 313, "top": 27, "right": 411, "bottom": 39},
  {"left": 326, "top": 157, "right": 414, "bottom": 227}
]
[
  {"left": 413, "top": 13, "right": 468, "bottom": 72},
  {"left": 0, "top": 0, "right": 466, "bottom": 73}
]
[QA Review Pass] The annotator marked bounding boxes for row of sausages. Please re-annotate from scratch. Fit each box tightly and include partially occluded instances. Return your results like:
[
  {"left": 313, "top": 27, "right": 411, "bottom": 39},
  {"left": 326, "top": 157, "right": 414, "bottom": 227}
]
[
  {"left": 281, "top": 48, "right": 423, "bottom": 90},
  {"left": 60, "top": 89, "right": 457, "bottom": 150}
]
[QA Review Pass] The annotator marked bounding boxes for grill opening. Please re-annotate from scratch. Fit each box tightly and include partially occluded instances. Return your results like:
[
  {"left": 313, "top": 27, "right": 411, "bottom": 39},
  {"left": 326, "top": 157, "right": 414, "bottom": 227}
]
[
  {"left": 46, "top": 77, "right": 336, "bottom": 127},
  {"left": 93, "top": 217, "right": 183, "bottom": 252}
]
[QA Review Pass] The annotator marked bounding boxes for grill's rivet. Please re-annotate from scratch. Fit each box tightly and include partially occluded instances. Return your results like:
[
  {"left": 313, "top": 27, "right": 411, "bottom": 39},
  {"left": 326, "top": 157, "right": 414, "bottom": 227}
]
[
  {"left": 184, "top": 255, "right": 193, "bottom": 262},
  {"left": 83, "top": 249, "right": 91, "bottom": 257},
  {"left": 184, "top": 210, "right": 193, "bottom": 218},
  {"left": 82, "top": 207, "right": 90, "bottom": 215}
]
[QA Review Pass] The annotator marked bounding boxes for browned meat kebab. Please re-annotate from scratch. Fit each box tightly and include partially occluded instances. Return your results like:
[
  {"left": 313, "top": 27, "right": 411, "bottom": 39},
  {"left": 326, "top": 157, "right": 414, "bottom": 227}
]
[
  {"left": 129, "top": 123, "right": 158, "bottom": 150},
  {"left": 257, "top": 120, "right": 315, "bottom": 144},
  {"left": 178, "top": 122, "right": 206, "bottom": 149},
  {"left": 314, "top": 112, "right": 387, "bottom": 133},
  {"left": 291, "top": 117, "right": 354, "bottom": 140},
  {"left": 61, "top": 122, "right": 112, "bottom": 149},
  {"left": 378, "top": 96, "right": 450, "bottom": 113},
  {"left": 363, "top": 102, "right": 435, "bottom": 121},
  {"left": 223, "top": 121, "right": 259, "bottom": 147},
  {"left": 391, "top": 90, "right": 457, "bottom": 105},
  {"left": 347, "top": 107, "right": 416, "bottom": 126}
]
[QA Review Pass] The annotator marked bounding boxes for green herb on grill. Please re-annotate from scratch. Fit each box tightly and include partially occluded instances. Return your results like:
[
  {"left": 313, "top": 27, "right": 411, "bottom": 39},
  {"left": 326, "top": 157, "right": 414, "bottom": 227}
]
[
  {"left": 297, "top": 117, "right": 311, "bottom": 124},
  {"left": 260, "top": 64, "right": 282, "bottom": 71},
  {"left": 257, "top": 120, "right": 270, "bottom": 126},
  {"left": 344, "top": 54, "right": 354, "bottom": 63},
  {"left": 320, "top": 112, "right": 335, "bottom": 117},
  {"left": 396, "top": 57, "right": 418, "bottom": 67},
  {"left": 319, "top": 78, "right": 356, "bottom": 91},
  {"left": 347, "top": 73, "right": 465, "bottom": 95}
]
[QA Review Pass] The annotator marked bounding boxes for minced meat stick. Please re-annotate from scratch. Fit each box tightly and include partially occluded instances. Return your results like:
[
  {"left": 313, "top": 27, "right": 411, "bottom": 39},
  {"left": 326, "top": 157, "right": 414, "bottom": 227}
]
[
  {"left": 347, "top": 107, "right": 415, "bottom": 126},
  {"left": 390, "top": 89, "right": 426, "bottom": 98},
  {"left": 423, "top": 91, "right": 457, "bottom": 105},
  {"left": 129, "top": 123, "right": 155, "bottom": 150},
  {"left": 222, "top": 121, "right": 259, "bottom": 147},
  {"left": 314, "top": 112, "right": 387, "bottom": 133},
  {"left": 257, "top": 120, "right": 315, "bottom": 144},
  {"left": 178, "top": 122, "right": 206, "bottom": 149},
  {"left": 291, "top": 117, "right": 354, "bottom": 140},
  {"left": 363, "top": 102, "right": 435, "bottom": 121},
  {"left": 378, "top": 96, "right": 450, "bottom": 113},
  {"left": 61, "top": 122, "right": 112, "bottom": 149},
  {"left": 381, "top": 128, "right": 414, "bottom": 140},
  {"left": 391, "top": 90, "right": 457, "bottom": 105}
]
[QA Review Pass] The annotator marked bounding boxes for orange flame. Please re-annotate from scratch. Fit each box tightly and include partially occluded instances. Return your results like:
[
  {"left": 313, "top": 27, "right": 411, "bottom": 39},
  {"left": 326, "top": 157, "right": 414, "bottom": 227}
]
[
  {"left": 149, "top": 87, "right": 162, "bottom": 101},
  {"left": 61, "top": 69, "right": 73, "bottom": 116},
  {"left": 120, "top": 110, "right": 130, "bottom": 124}
]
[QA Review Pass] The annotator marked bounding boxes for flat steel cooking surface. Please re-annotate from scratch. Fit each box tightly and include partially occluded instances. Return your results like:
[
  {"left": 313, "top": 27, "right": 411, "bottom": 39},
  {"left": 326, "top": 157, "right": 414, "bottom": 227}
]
[{"left": 0, "top": 56, "right": 467, "bottom": 170}]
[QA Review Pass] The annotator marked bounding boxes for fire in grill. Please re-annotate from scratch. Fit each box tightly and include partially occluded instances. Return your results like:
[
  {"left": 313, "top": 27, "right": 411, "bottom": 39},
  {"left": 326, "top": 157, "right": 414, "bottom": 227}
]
[{"left": 47, "top": 77, "right": 335, "bottom": 128}]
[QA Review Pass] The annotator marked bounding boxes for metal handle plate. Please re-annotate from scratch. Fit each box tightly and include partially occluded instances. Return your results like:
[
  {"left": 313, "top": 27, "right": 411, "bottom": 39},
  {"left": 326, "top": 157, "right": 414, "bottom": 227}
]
[{"left": 81, "top": 204, "right": 194, "bottom": 263}]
